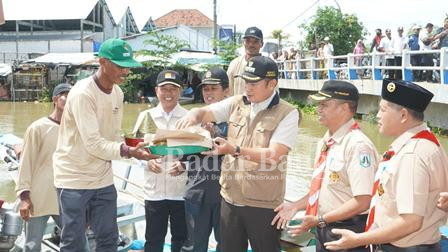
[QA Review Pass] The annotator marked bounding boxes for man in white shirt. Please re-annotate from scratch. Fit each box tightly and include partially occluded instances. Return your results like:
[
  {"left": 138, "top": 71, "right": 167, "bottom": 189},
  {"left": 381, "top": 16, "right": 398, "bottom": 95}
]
[
  {"left": 419, "top": 23, "right": 435, "bottom": 82},
  {"left": 391, "top": 27, "right": 407, "bottom": 79},
  {"left": 133, "top": 70, "right": 188, "bottom": 252},
  {"left": 378, "top": 29, "right": 395, "bottom": 79}
]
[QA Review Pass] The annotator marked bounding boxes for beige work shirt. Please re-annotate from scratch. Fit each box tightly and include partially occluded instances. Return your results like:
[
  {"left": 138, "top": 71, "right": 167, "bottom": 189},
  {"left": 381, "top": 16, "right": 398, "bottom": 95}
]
[
  {"left": 53, "top": 76, "right": 124, "bottom": 189},
  {"left": 374, "top": 123, "right": 448, "bottom": 247},
  {"left": 317, "top": 119, "right": 379, "bottom": 215},
  {"left": 227, "top": 55, "right": 247, "bottom": 96},
  {"left": 15, "top": 117, "right": 60, "bottom": 217}
]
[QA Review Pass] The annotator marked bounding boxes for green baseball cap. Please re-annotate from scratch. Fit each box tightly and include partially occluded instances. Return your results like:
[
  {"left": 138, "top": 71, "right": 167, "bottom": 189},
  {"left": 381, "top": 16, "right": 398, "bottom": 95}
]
[{"left": 97, "top": 38, "right": 142, "bottom": 68}]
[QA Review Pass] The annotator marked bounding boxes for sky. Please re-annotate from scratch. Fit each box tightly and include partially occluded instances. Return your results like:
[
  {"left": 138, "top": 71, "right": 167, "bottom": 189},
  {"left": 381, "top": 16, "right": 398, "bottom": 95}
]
[{"left": 124, "top": 0, "right": 447, "bottom": 43}]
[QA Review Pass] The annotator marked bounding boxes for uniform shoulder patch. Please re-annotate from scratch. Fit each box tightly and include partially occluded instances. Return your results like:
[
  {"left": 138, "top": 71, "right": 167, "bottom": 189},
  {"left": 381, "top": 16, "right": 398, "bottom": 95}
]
[{"left": 359, "top": 151, "right": 372, "bottom": 168}]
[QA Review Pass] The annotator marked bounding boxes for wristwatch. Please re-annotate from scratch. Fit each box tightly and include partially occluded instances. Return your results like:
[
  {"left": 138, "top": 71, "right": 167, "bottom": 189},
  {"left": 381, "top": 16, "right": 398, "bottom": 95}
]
[
  {"left": 317, "top": 215, "right": 327, "bottom": 228},
  {"left": 233, "top": 145, "right": 241, "bottom": 157}
]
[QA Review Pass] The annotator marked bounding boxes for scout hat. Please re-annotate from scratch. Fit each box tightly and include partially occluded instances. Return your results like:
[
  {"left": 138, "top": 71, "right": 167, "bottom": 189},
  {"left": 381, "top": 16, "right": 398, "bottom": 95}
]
[
  {"left": 381, "top": 79, "right": 433, "bottom": 112},
  {"left": 98, "top": 38, "right": 142, "bottom": 68},
  {"left": 243, "top": 26, "right": 263, "bottom": 42},
  {"left": 236, "top": 55, "right": 278, "bottom": 82},
  {"left": 309, "top": 80, "right": 359, "bottom": 101},
  {"left": 156, "top": 70, "right": 182, "bottom": 88},
  {"left": 198, "top": 67, "right": 229, "bottom": 89},
  {"left": 52, "top": 83, "right": 72, "bottom": 97}
]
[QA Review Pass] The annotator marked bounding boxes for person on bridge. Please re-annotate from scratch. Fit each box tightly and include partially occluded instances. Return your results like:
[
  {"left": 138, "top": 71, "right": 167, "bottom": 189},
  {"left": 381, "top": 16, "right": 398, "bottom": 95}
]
[
  {"left": 176, "top": 55, "right": 300, "bottom": 252},
  {"left": 227, "top": 26, "right": 263, "bottom": 96},
  {"left": 16, "top": 83, "right": 71, "bottom": 252},
  {"left": 272, "top": 80, "right": 379, "bottom": 252},
  {"left": 53, "top": 38, "right": 157, "bottom": 252},
  {"left": 324, "top": 79, "right": 448, "bottom": 252}
]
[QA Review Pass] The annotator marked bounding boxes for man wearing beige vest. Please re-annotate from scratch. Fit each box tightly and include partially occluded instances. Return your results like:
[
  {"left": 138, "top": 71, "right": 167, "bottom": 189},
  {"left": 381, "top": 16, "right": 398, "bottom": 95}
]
[
  {"left": 325, "top": 79, "right": 448, "bottom": 252},
  {"left": 227, "top": 26, "right": 263, "bottom": 96},
  {"left": 176, "top": 55, "right": 299, "bottom": 252}
]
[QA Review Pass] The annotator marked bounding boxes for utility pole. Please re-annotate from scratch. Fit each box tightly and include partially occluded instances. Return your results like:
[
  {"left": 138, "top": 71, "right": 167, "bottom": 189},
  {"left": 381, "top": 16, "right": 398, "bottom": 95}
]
[{"left": 213, "top": 0, "right": 217, "bottom": 53}]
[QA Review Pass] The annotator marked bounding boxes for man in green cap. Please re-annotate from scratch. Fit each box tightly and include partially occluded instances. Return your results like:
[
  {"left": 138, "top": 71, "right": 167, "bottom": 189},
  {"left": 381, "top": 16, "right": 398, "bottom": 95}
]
[{"left": 53, "top": 38, "right": 158, "bottom": 251}]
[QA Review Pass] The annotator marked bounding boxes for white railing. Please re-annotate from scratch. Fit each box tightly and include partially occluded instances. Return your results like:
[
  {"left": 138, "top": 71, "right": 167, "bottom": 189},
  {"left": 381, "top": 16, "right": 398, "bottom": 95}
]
[{"left": 277, "top": 48, "right": 448, "bottom": 84}]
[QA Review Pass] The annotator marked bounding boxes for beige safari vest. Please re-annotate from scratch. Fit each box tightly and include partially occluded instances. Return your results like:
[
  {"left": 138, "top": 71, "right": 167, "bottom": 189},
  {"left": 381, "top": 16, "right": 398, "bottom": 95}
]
[{"left": 220, "top": 94, "right": 295, "bottom": 209}]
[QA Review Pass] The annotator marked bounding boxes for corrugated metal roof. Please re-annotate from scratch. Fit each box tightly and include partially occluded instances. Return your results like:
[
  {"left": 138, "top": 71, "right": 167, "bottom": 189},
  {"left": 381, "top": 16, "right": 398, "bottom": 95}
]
[{"left": 3, "top": 0, "right": 98, "bottom": 21}]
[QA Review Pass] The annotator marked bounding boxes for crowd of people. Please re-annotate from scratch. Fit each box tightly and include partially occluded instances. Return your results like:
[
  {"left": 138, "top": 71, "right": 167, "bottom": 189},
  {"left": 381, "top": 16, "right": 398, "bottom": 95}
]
[
  {"left": 271, "top": 16, "right": 448, "bottom": 82},
  {"left": 12, "top": 24, "right": 448, "bottom": 252}
]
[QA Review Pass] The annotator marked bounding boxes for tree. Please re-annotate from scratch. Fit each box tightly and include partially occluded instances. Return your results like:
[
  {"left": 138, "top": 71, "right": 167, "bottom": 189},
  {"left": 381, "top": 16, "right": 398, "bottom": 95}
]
[
  {"left": 271, "top": 29, "right": 289, "bottom": 52},
  {"left": 300, "top": 6, "right": 367, "bottom": 56},
  {"left": 213, "top": 39, "right": 239, "bottom": 67},
  {"left": 121, "top": 31, "right": 189, "bottom": 102}
]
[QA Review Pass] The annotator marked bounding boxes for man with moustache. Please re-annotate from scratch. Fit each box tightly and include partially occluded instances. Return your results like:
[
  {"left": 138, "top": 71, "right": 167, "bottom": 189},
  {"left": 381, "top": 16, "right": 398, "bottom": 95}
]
[
  {"left": 227, "top": 26, "right": 263, "bottom": 95},
  {"left": 176, "top": 56, "right": 299, "bottom": 251},
  {"left": 325, "top": 79, "right": 448, "bottom": 252},
  {"left": 272, "top": 80, "right": 378, "bottom": 252},
  {"left": 53, "top": 38, "right": 157, "bottom": 251}
]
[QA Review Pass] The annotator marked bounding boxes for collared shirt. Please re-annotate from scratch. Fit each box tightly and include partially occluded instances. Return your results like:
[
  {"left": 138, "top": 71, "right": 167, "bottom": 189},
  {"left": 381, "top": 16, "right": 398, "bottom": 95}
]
[
  {"left": 317, "top": 119, "right": 379, "bottom": 215},
  {"left": 135, "top": 103, "right": 189, "bottom": 201},
  {"left": 15, "top": 117, "right": 60, "bottom": 216},
  {"left": 374, "top": 123, "right": 448, "bottom": 247},
  {"left": 227, "top": 55, "right": 248, "bottom": 96},
  {"left": 391, "top": 35, "right": 408, "bottom": 54},
  {"left": 250, "top": 91, "right": 277, "bottom": 120},
  {"left": 208, "top": 92, "right": 299, "bottom": 149},
  {"left": 379, "top": 37, "right": 394, "bottom": 59},
  {"left": 419, "top": 29, "right": 433, "bottom": 51},
  {"left": 408, "top": 34, "right": 420, "bottom": 51}
]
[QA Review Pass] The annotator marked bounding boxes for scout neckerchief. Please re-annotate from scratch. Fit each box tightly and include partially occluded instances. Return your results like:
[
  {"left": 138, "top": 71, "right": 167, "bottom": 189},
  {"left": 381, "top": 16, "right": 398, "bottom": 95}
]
[
  {"left": 365, "top": 129, "right": 440, "bottom": 232},
  {"left": 305, "top": 122, "right": 360, "bottom": 216}
]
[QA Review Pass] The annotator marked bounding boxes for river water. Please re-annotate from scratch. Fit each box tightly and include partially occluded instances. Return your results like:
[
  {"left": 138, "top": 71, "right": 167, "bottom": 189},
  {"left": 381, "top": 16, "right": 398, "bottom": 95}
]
[{"left": 1, "top": 102, "right": 447, "bottom": 203}]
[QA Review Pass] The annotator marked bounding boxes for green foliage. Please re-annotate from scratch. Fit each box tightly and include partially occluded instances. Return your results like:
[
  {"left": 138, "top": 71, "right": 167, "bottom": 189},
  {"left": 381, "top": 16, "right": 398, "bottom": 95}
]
[
  {"left": 39, "top": 81, "right": 58, "bottom": 103},
  {"left": 300, "top": 6, "right": 367, "bottom": 55},
  {"left": 213, "top": 39, "right": 239, "bottom": 67},
  {"left": 139, "top": 31, "right": 190, "bottom": 68},
  {"left": 285, "top": 98, "right": 317, "bottom": 115},
  {"left": 271, "top": 29, "right": 289, "bottom": 51},
  {"left": 121, "top": 31, "right": 190, "bottom": 102}
]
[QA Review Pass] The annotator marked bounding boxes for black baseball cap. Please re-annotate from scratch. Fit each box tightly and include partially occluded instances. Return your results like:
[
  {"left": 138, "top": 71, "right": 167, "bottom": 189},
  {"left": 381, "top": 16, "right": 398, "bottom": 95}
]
[
  {"left": 52, "top": 83, "right": 72, "bottom": 97},
  {"left": 156, "top": 70, "right": 182, "bottom": 88},
  {"left": 243, "top": 26, "right": 263, "bottom": 42},
  {"left": 310, "top": 80, "right": 359, "bottom": 101},
  {"left": 236, "top": 55, "right": 278, "bottom": 82},
  {"left": 381, "top": 79, "right": 433, "bottom": 112},
  {"left": 198, "top": 67, "right": 229, "bottom": 89}
]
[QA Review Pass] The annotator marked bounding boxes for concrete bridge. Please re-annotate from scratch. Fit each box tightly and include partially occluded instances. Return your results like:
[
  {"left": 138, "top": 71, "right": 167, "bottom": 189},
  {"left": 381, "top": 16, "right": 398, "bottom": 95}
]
[{"left": 277, "top": 48, "right": 448, "bottom": 129}]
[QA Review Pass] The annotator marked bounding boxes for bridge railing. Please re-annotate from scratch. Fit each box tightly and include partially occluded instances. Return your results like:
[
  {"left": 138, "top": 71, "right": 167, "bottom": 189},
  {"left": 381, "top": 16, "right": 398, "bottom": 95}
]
[{"left": 277, "top": 47, "right": 448, "bottom": 84}]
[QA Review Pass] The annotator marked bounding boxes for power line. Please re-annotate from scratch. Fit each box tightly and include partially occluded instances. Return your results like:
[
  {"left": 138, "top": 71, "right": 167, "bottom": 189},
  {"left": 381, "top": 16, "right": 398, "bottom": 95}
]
[{"left": 281, "top": 0, "right": 321, "bottom": 29}]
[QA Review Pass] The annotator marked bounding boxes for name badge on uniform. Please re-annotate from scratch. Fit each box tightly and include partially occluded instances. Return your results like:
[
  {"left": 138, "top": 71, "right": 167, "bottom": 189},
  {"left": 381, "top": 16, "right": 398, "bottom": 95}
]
[{"left": 329, "top": 171, "right": 340, "bottom": 182}]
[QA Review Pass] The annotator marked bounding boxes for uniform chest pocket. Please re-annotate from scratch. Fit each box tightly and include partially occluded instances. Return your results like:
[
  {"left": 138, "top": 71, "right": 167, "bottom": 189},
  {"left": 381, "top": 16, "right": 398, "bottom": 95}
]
[
  {"left": 326, "top": 159, "right": 346, "bottom": 187},
  {"left": 228, "top": 111, "right": 246, "bottom": 141},
  {"left": 252, "top": 121, "right": 277, "bottom": 147}
]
